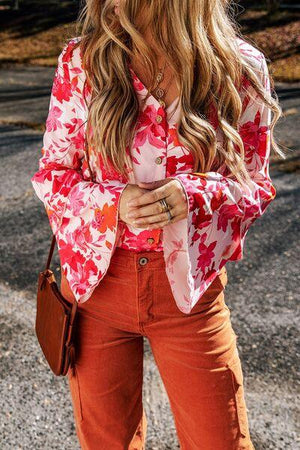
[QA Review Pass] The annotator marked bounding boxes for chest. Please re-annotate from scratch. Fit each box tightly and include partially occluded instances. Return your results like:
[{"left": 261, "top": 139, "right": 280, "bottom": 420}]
[
  {"left": 80, "top": 68, "right": 224, "bottom": 185},
  {"left": 129, "top": 102, "right": 195, "bottom": 183}
]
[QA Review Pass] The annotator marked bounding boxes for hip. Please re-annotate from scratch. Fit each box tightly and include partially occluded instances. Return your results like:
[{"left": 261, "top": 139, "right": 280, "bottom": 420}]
[{"left": 60, "top": 246, "right": 229, "bottom": 334}]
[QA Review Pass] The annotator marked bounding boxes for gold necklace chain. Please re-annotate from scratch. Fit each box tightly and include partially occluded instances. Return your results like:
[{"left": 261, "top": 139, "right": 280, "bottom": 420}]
[
  {"left": 149, "top": 41, "right": 176, "bottom": 109},
  {"left": 152, "top": 61, "right": 175, "bottom": 109},
  {"left": 131, "top": 35, "right": 175, "bottom": 109}
]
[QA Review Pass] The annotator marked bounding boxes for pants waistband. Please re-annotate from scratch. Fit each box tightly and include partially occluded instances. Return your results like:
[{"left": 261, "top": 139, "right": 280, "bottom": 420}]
[
  {"left": 111, "top": 246, "right": 165, "bottom": 270},
  {"left": 111, "top": 247, "right": 227, "bottom": 279}
]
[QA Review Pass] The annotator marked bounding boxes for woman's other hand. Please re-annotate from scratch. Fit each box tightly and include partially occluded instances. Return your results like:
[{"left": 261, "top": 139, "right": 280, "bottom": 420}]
[
  {"left": 123, "top": 179, "right": 189, "bottom": 229},
  {"left": 119, "top": 184, "right": 149, "bottom": 225}
]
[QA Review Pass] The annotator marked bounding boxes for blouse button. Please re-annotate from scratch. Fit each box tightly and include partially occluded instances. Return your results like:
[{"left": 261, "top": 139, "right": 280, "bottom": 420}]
[
  {"left": 155, "top": 156, "right": 163, "bottom": 165},
  {"left": 147, "top": 237, "right": 155, "bottom": 245},
  {"left": 155, "top": 114, "right": 163, "bottom": 124},
  {"left": 139, "top": 257, "right": 148, "bottom": 266}
]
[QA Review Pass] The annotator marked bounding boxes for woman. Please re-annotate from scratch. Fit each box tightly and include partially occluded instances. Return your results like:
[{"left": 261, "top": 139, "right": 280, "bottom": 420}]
[{"left": 31, "top": 0, "right": 284, "bottom": 449}]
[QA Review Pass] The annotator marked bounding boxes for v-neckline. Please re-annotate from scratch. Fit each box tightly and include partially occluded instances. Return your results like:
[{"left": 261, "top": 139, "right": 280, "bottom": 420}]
[{"left": 128, "top": 62, "right": 180, "bottom": 113}]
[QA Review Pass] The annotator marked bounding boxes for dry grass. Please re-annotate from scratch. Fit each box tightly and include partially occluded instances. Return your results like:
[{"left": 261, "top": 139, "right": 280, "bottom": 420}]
[
  {"left": 270, "top": 54, "right": 300, "bottom": 83},
  {"left": 243, "top": 17, "right": 300, "bottom": 82},
  {"left": 0, "top": 22, "right": 77, "bottom": 67}
]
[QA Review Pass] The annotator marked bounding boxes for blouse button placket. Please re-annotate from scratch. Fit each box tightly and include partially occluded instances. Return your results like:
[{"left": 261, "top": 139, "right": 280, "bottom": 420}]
[{"left": 154, "top": 109, "right": 167, "bottom": 176}]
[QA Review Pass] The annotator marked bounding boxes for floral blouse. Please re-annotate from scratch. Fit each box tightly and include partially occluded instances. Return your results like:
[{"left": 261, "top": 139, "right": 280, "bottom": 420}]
[
  {"left": 30, "top": 36, "right": 276, "bottom": 314},
  {"left": 115, "top": 63, "right": 191, "bottom": 252}
]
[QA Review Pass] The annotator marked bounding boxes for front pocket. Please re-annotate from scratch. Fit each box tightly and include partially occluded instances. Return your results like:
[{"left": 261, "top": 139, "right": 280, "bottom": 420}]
[
  {"left": 67, "top": 365, "right": 83, "bottom": 423},
  {"left": 226, "top": 357, "right": 249, "bottom": 438}
]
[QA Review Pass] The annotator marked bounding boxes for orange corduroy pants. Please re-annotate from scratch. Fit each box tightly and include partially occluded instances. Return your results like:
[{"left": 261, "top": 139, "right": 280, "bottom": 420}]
[{"left": 60, "top": 246, "right": 255, "bottom": 450}]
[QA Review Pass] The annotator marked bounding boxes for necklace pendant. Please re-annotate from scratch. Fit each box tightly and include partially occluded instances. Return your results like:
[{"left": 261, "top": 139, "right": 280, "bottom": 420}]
[
  {"left": 156, "top": 71, "right": 164, "bottom": 83},
  {"left": 155, "top": 87, "right": 165, "bottom": 99}
]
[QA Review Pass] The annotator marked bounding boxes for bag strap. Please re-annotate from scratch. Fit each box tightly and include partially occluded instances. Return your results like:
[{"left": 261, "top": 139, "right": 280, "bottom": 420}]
[
  {"left": 45, "top": 137, "right": 95, "bottom": 271},
  {"left": 46, "top": 235, "right": 57, "bottom": 271}
]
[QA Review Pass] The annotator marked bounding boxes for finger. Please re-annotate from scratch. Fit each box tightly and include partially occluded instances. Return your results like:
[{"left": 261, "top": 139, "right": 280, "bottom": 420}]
[
  {"left": 166, "top": 194, "right": 188, "bottom": 217},
  {"left": 133, "top": 207, "right": 178, "bottom": 226},
  {"left": 128, "top": 183, "right": 173, "bottom": 208},
  {"left": 145, "top": 216, "right": 179, "bottom": 229},
  {"left": 128, "top": 191, "right": 186, "bottom": 221},
  {"left": 163, "top": 191, "right": 188, "bottom": 216},
  {"left": 159, "top": 181, "right": 187, "bottom": 209},
  {"left": 133, "top": 209, "right": 189, "bottom": 229},
  {"left": 128, "top": 194, "right": 176, "bottom": 219},
  {"left": 127, "top": 200, "right": 167, "bottom": 220},
  {"left": 149, "top": 213, "right": 187, "bottom": 228},
  {"left": 128, "top": 190, "right": 186, "bottom": 222},
  {"left": 126, "top": 188, "right": 149, "bottom": 208}
]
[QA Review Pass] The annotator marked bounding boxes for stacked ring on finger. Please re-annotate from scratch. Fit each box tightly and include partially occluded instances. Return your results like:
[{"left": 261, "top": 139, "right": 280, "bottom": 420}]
[
  {"left": 159, "top": 198, "right": 169, "bottom": 213},
  {"left": 159, "top": 198, "right": 173, "bottom": 222}
]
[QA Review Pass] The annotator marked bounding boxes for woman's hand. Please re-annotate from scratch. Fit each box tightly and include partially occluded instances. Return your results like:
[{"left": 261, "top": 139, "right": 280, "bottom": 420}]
[
  {"left": 119, "top": 184, "right": 149, "bottom": 225},
  {"left": 123, "top": 178, "right": 189, "bottom": 229}
]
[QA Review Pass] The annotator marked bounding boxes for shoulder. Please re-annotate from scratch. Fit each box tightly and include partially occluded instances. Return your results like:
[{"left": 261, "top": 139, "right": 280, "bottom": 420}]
[
  {"left": 56, "top": 36, "right": 86, "bottom": 80},
  {"left": 60, "top": 37, "right": 82, "bottom": 63},
  {"left": 236, "top": 37, "right": 267, "bottom": 69},
  {"left": 235, "top": 36, "right": 270, "bottom": 89},
  {"left": 51, "top": 36, "right": 90, "bottom": 108}
]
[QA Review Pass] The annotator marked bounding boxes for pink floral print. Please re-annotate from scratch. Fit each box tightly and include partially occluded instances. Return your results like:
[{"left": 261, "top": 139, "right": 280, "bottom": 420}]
[{"left": 31, "top": 36, "right": 276, "bottom": 313}]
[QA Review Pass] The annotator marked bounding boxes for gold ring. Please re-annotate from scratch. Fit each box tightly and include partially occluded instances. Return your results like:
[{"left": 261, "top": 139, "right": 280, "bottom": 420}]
[{"left": 159, "top": 198, "right": 169, "bottom": 213}]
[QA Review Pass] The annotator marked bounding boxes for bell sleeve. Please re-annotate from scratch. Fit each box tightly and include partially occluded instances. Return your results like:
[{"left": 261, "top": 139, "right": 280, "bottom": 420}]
[
  {"left": 30, "top": 41, "right": 128, "bottom": 303},
  {"left": 164, "top": 52, "right": 277, "bottom": 313}
]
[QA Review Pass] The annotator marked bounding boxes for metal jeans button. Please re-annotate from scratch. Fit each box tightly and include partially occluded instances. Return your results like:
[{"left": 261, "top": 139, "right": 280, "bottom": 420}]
[{"left": 139, "top": 257, "right": 149, "bottom": 266}]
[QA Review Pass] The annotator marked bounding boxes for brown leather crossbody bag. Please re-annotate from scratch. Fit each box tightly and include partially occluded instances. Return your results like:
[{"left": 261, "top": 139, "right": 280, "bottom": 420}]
[
  {"left": 35, "top": 236, "right": 78, "bottom": 376},
  {"left": 35, "top": 140, "right": 95, "bottom": 377}
]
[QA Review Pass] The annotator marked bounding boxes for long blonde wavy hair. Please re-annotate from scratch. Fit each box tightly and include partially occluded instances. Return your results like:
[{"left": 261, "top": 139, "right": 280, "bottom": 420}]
[{"left": 76, "top": 0, "right": 284, "bottom": 186}]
